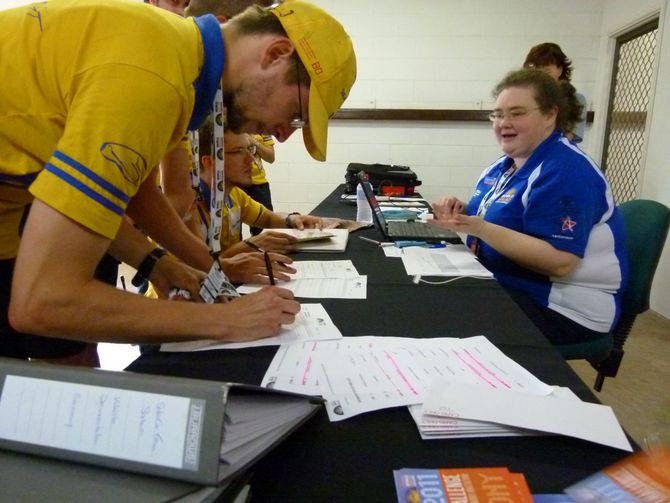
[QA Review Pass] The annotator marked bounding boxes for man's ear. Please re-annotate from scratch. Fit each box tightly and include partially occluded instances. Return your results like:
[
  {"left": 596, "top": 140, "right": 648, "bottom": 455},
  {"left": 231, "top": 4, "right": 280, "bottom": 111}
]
[
  {"left": 260, "top": 37, "right": 294, "bottom": 69},
  {"left": 201, "top": 154, "right": 213, "bottom": 170}
]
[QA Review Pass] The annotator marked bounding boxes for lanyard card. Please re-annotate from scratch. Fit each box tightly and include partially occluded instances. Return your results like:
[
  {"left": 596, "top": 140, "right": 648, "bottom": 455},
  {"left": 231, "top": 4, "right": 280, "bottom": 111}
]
[{"left": 199, "top": 262, "right": 240, "bottom": 303}]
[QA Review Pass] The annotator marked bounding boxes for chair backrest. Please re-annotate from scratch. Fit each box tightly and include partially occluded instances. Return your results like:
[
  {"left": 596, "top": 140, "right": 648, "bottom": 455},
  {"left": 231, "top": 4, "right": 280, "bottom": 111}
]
[{"left": 618, "top": 199, "right": 670, "bottom": 314}]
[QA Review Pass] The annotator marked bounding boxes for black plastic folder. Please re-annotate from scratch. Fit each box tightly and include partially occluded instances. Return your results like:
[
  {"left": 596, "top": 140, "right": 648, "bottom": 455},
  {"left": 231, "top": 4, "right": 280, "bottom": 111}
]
[{"left": 0, "top": 358, "right": 322, "bottom": 491}]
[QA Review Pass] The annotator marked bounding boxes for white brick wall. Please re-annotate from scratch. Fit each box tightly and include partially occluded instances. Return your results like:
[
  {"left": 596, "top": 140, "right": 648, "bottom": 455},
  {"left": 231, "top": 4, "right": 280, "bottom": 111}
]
[{"left": 268, "top": 0, "right": 603, "bottom": 213}]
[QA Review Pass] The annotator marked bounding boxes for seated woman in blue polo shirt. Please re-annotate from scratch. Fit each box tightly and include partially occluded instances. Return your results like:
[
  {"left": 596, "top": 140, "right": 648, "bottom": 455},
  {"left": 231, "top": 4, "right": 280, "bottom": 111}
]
[{"left": 430, "top": 68, "right": 628, "bottom": 345}]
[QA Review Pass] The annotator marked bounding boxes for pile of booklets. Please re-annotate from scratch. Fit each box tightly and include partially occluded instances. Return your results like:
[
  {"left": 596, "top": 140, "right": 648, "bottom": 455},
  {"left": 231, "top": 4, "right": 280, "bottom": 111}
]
[
  {"left": 393, "top": 467, "right": 533, "bottom": 502},
  {"left": 394, "top": 447, "right": 670, "bottom": 502}
]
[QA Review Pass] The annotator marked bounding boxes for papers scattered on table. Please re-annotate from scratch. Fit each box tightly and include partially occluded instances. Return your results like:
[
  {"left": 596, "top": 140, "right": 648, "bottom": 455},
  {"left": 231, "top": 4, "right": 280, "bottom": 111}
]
[
  {"left": 160, "top": 304, "right": 342, "bottom": 352},
  {"left": 261, "top": 335, "right": 551, "bottom": 422},
  {"left": 401, "top": 244, "right": 493, "bottom": 277},
  {"left": 260, "top": 334, "right": 632, "bottom": 450},
  {"left": 237, "top": 260, "right": 367, "bottom": 299},
  {"left": 415, "top": 379, "right": 632, "bottom": 451}
]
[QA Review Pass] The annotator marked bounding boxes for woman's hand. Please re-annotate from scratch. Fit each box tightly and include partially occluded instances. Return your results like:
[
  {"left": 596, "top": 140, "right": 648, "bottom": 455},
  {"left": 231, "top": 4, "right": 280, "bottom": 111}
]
[{"left": 432, "top": 196, "right": 466, "bottom": 220}]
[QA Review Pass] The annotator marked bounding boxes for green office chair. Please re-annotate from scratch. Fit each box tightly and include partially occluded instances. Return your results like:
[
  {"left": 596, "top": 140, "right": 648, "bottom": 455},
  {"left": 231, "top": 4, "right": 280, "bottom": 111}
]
[{"left": 558, "top": 199, "right": 670, "bottom": 391}]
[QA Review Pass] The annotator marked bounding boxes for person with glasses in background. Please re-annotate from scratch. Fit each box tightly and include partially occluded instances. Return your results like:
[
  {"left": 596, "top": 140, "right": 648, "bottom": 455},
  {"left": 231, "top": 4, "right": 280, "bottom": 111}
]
[
  {"left": 429, "top": 69, "right": 628, "bottom": 347},
  {"left": 197, "top": 121, "right": 322, "bottom": 260},
  {"left": 0, "top": 0, "right": 355, "bottom": 360},
  {"left": 183, "top": 1, "right": 278, "bottom": 239},
  {"left": 524, "top": 42, "right": 587, "bottom": 144}
]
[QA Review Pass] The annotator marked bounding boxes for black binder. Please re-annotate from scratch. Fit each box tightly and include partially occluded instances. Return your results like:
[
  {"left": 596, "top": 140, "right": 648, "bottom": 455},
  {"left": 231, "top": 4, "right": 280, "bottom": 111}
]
[{"left": 0, "top": 358, "right": 322, "bottom": 489}]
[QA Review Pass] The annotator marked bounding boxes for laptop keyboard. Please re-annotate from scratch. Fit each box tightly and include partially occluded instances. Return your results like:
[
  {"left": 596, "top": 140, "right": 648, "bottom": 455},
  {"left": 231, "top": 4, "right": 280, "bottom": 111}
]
[{"left": 387, "top": 221, "right": 447, "bottom": 238}]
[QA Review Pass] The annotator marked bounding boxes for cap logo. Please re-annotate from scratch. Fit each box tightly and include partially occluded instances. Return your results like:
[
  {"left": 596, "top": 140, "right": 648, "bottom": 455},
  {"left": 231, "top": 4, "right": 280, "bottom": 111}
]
[{"left": 311, "top": 62, "right": 323, "bottom": 75}]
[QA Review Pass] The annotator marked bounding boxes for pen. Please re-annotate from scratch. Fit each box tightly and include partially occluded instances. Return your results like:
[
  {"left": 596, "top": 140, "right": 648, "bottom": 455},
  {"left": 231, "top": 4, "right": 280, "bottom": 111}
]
[
  {"left": 359, "top": 236, "right": 382, "bottom": 246},
  {"left": 264, "top": 251, "right": 275, "bottom": 285}
]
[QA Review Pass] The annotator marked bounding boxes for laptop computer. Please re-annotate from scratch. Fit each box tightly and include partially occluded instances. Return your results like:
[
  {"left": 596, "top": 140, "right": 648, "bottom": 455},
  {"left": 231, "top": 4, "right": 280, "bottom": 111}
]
[{"left": 358, "top": 174, "right": 461, "bottom": 243}]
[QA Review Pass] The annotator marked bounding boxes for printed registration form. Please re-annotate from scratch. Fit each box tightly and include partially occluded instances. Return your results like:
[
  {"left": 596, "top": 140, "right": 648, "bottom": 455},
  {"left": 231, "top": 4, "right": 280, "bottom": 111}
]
[
  {"left": 261, "top": 335, "right": 552, "bottom": 421},
  {"left": 237, "top": 260, "right": 367, "bottom": 299}
]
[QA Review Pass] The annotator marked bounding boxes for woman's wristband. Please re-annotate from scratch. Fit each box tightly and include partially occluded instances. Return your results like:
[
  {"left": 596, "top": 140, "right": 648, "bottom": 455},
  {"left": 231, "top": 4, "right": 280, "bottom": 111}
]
[{"left": 285, "top": 212, "right": 300, "bottom": 228}]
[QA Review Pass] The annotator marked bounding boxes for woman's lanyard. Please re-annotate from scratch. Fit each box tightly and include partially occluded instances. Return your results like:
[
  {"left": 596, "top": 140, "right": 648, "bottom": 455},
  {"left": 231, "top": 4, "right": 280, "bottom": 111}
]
[{"left": 476, "top": 164, "right": 517, "bottom": 218}]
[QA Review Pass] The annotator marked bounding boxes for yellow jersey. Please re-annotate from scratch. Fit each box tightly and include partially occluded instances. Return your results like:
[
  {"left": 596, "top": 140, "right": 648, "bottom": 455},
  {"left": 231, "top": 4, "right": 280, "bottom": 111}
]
[{"left": 0, "top": 0, "right": 224, "bottom": 258}]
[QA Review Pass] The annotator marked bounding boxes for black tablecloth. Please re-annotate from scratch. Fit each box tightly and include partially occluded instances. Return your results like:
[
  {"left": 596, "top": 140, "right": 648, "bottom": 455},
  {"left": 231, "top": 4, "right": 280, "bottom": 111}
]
[{"left": 126, "top": 185, "right": 630, "bottom": 501}]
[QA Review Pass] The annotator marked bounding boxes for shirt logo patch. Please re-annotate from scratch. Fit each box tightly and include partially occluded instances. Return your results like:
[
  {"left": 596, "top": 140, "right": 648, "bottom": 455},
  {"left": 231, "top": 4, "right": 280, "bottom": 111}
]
[
  {"left": 483, "top": 176, "right": 497, "bottom": 186},
  {"left": 561, "top": 216, "right": 577, "bottom": 232},
  {"left": 100, "top": 143, "right": 147, "bottom": 184},
  {"left": 497, "top": 188, "right": 517, "bottom": 204}
]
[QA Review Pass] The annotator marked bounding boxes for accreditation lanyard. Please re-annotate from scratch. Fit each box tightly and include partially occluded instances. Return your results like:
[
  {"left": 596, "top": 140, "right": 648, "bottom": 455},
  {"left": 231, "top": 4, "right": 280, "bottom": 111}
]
[
  {"left": 476, "top": 164, "right": 517, "bottom": 218},
  {"left": 188, "top": 130, "right": 200, "bottom": 192},
  {"left": 209, "top": 86, "right": 226, "bottom": 255}
]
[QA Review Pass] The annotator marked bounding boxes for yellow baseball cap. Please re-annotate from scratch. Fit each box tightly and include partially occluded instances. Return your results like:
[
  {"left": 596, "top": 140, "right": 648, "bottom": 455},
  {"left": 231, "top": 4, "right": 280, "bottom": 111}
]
[{"left": 269, "top": 0, "right": 357, "bottom": 161}]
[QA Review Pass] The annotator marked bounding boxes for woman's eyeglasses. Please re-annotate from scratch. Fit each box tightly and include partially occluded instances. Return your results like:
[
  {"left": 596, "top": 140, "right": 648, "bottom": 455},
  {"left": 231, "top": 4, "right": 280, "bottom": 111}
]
[{"left": 488, "top": 107, "right": 541, "bottom": 123}]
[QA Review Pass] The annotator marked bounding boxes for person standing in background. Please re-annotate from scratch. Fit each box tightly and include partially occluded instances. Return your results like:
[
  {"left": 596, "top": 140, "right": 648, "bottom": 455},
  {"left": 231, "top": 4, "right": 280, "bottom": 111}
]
[
  {"left": 245, "top": 134, "right": 276, "bottom": 235},
  {"left": 523, "top": 42, "right": 587, "bottom": 144}
]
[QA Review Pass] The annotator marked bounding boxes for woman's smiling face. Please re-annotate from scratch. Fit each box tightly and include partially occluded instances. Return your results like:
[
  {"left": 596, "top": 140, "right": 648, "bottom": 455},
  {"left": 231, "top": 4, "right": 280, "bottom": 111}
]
[{"left": 492, "top": 86, "right": 557, "bottom": 166}]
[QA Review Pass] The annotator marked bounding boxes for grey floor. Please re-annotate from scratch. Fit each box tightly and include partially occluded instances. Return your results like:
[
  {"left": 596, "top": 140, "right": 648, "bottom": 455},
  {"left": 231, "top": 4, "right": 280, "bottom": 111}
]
[{"left": 569, "top": 310, "right": 670, "bottom": 447}]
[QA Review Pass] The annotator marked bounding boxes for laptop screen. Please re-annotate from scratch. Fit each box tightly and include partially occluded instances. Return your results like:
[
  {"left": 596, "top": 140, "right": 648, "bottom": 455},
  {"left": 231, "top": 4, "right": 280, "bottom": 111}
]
[{"left": 358, "top": 174, "right": 388, "bottom": 232}]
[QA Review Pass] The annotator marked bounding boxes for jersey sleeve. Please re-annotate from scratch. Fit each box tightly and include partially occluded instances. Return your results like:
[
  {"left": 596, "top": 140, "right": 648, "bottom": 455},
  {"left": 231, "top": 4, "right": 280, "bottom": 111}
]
[
  {"left": 29, "top": 64, "right": 187, "bottom": 240},
  {"left": 234, "top": 187, "right": 267, "bottom": 227},
  {"left": 522, "top": 159, "right": 607, "bottom": 257}
]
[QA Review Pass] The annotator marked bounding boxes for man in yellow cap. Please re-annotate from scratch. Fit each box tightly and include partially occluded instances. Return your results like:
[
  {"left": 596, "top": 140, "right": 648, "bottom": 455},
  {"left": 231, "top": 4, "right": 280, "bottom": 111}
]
[{"left": 0, "top": 0, "right": 356, "bottom": 360}]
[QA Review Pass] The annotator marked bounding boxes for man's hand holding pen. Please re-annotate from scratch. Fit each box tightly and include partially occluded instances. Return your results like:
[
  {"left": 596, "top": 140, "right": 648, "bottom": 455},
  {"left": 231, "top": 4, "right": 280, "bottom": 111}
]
[{"left": 218, "top": 251, "right": 296, "bottom": 285}]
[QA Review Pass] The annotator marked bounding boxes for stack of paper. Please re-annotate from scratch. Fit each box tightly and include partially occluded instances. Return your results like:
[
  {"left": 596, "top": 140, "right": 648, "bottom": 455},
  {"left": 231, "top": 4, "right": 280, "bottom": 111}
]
[
  {"left": 238, "top": 260, "right": 367, "bottom": 299},
  {"left": 400, "top": 245, "right": 493, "bottom": 277},
  {"left": 414, "top": 380, "right": 632, "bottom": 451}
]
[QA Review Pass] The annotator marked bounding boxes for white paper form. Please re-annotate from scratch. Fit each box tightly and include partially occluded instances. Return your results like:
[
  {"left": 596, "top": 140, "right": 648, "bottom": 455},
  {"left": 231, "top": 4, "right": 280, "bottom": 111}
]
[
  {"left": 0, "top": 375, "right": 194, "bottom": 468},
  {"left": 421, "top": 380, "right": 632, "bottom": 451},
  {"left": 401, "top": 245, "right": 493, "bottom": 277},
  {"left": 289, "top": 260, "right": 360, "bottom": 279},
  {"left": 161, "top": 303, "right": 342, "bottom": 352},
  {"left": 238, "top": 276, "right": 367, "bottom": 299},
  {"left": 261, "top": 335, "right": 551, "bottom": 421}
]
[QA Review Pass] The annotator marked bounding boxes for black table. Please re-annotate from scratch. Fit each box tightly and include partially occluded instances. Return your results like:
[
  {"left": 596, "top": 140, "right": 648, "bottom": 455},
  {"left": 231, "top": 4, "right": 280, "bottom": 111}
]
[{"left": 127, "top": 185, "right": 631, "bottom": 501}]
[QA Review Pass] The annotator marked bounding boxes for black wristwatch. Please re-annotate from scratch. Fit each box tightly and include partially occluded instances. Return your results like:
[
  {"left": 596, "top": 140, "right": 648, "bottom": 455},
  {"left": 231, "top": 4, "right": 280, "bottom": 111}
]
[
  {"left": 285, "top": 212, "right": 300, "bottom": 228},
  {"left": 131, "top": 248, "right": 168, "bottom": 287}
]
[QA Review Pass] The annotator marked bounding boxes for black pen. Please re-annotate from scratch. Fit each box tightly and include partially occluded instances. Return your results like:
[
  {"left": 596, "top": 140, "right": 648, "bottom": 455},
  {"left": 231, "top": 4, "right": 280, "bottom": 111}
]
[{"left": 264, "top": 251, "right": 275, "bottom": 285}]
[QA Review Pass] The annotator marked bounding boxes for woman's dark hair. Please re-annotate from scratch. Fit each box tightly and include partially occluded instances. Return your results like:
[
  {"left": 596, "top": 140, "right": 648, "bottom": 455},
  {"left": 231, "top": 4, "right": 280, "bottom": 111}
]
[
  {"left": 523, "top": 42, "right": 573, "bottom": 82},
  {"left": 493, "top": 68, "right": 583, "bottom": 136}
]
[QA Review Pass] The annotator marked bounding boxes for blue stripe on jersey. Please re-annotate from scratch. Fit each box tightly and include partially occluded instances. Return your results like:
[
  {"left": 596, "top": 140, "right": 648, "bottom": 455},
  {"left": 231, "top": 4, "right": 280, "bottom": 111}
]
[
  {"left": 53, "top": 150, "right": 130, "bottom": 204},
  {"left": 189, "top": 14, "right": 225, "bottom": 131},
  {"left": 0, "top": 171, "right": 39, "bottom": 187},
  {"left": 45, "top": 163, "right": 125, "bottom": 216}
]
